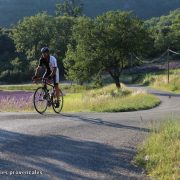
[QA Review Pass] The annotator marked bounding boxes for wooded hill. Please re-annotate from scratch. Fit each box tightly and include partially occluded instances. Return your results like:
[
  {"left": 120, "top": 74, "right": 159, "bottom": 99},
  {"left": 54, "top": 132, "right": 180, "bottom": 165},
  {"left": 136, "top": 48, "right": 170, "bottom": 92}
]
[{"left": 0, "top": 0, "right": 180, "bottom": 27}]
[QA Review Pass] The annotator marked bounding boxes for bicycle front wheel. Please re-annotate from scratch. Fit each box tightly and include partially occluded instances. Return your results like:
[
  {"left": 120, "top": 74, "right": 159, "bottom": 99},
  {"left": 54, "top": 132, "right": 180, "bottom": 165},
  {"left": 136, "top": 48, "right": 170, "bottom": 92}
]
[
  {"left": 33, "top": 87, "right": 48, "bottom": 114},
  {"left": 52, "top": 90, "right": 64, "bottom": 114}
]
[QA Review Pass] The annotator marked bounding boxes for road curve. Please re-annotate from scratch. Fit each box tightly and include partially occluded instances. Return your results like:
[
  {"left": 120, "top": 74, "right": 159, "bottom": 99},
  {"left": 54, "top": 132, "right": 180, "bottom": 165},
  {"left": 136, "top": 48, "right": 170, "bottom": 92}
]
[{"left": 0, "top": 85, "right": 179, "bottom": 180}]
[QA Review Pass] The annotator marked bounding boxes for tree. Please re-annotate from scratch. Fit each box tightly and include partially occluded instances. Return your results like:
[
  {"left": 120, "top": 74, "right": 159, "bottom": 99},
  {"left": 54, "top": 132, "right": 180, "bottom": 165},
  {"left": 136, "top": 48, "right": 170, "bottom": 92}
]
[
  {"left": 0, "top": 29, "right": 16, "bottom": 73},
  {"left": 145, "top": 9, "right": 180, "bottom": 53},
  {"left": 56, "top": 0, "right": 83, "bottom": 17},
  {"left": 12, "top": 13, "right": 54, "bottom": 60},
  {"left": 64, "top": 11, "right": 152, "bottom": 88},
  {"left": 12, "top": 13, "right": 75, "bottom": 60},
  {"left": 50, "top": 16, "right": 75, "bottom": 78},
  {"left": 12, "top": 13, "right": 75, "bottom": 79}
]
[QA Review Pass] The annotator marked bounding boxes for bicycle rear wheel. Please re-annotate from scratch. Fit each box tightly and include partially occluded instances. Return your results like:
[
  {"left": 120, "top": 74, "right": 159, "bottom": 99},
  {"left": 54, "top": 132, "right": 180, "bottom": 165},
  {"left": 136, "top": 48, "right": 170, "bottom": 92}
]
[
  {"left": 33, "top": 87, "right": 48, "bottom": 114},
  {"left": 52, "top": 90, "right": 64, "bottom": 114}
]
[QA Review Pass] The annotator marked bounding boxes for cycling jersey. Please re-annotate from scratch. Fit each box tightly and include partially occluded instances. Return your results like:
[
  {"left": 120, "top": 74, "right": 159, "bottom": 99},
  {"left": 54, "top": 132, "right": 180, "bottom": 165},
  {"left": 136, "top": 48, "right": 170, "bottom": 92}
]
[
  {"left": 39, "top": 55, "right": 58, "bottom": 71},
  {"left": 39, "top": 55, "right": 59, "bottom": 85}
]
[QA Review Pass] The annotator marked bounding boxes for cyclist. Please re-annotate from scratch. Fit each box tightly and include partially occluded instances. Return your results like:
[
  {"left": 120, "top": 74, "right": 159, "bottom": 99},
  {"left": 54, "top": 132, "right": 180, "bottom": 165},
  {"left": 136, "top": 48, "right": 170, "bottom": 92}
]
[{"left": 33, "top": 47, "right": 60, "bottom": 108}]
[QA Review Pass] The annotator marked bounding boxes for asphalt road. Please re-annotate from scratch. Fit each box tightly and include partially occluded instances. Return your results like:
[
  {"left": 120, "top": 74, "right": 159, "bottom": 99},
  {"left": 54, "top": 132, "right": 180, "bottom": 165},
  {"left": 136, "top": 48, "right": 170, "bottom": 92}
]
[{"left": 0, "top": 85, "right": 179, "bottom": 180}]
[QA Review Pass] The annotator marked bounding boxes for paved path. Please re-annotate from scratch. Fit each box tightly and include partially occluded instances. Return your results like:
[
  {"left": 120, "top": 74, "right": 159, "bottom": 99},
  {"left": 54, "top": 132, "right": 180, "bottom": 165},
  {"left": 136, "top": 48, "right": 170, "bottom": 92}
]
[{"left": 0, "top": 86, "right": 179, "bottom": 180}]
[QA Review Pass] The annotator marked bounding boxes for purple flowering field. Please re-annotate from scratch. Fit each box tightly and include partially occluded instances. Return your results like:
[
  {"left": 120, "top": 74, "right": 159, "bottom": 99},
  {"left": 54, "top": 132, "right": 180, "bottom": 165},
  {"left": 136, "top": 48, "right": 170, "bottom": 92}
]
[{"left": 0, "top": 91, "right": 34, "bottom": 112}]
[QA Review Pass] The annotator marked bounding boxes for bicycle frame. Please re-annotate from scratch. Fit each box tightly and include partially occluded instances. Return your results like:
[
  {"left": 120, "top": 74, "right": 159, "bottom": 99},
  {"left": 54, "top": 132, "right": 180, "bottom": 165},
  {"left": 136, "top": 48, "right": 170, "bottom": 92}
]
[
  {"left": 33, "top": 77, "right": 64, "bottom": 114},
  {"left": 42, "top": 79, "right": 54, "bottom": 89},
  {"left": 34, "top": 77, "right": 54, "bottom": 89}
]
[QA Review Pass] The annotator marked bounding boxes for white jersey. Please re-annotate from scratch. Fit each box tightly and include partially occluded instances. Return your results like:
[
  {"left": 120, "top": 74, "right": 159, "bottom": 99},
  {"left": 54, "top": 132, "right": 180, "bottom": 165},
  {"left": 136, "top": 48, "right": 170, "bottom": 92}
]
[
  {"left": 49, "top": 55, "right": 58, "bottom": 71},
  {"left": 49, "top": 56, "right": 59, "bottom": 84},
  {"left": 39, "top": 55, "right": 60, "bottom": 84}
]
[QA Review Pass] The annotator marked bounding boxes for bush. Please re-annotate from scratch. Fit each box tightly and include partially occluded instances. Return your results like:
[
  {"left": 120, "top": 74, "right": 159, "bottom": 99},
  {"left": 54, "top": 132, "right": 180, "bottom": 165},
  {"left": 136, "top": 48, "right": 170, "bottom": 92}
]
[{"left": 0, "top": 69, "right": 31, "bottom": 83}]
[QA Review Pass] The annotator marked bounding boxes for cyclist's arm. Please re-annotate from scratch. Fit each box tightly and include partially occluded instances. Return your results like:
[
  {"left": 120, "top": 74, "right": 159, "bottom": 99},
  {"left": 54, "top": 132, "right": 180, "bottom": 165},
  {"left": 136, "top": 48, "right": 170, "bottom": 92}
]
[
  {"left": 35, "top": 66, "right": 42, "bottom": 77},
  {"left": 50, "top": 67, "right": 57, "bottom": 77},
  {"left": 34, "top": 58, "right": 43, "bottom": 77}
]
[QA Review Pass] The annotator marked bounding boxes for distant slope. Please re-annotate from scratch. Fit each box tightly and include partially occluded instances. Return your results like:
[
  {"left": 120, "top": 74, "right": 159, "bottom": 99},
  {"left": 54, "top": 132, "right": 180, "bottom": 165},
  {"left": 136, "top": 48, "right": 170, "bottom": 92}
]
[
  {"left": 0, "top": 0, "right": 59, "bottom": 27},
  {"left": 85, "top": 0, "right": 180, "bottom": 18},
  {"left": 0, "top": 0, "right": 180, "bottom": 27}
]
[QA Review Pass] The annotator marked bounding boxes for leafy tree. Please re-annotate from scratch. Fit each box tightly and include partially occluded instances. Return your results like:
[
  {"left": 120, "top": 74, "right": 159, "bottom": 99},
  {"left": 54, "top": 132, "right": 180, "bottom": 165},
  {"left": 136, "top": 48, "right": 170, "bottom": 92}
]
[
  {"left": 50, "top": 16, "right": 75, "bottom": 77},
  {"left": 51, "top": 16, "right": 75, "bottom": 53},
  {"left": 0, "top": 29, "right": 16, "bottom": 73},
  {"left": 12, "top": 13, "right": 75, "bottom": 60},
  {"left": 12, "top": 13, "right": 54, "bottom": 60},
  {"left": 56, "top": 0, "right": 83, "bottom": 17},
  {"left": 12, "top": 13, "right": 75, "bottom": 79},
  {"left": 64, "top": 11, "right": 152, "bottom": 88},
  {"left": 10, "top": 57, "right": 23, "bottom": 70},
  {"left": 145, "top": 9, "right": 180, "bottom": 53}
]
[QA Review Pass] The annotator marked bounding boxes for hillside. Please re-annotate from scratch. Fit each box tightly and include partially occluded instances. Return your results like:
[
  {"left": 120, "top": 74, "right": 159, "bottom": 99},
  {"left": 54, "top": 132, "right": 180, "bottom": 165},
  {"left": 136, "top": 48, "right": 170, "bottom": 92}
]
[{"left": 0, "top": 0, "right": 180, "bottom": 27}]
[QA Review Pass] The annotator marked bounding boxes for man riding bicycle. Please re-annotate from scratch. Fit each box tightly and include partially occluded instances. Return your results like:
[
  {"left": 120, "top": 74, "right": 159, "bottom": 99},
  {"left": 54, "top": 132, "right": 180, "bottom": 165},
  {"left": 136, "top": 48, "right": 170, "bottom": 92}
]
[{"left": 33, "top": 47, "right": 60, "bottom": 108}]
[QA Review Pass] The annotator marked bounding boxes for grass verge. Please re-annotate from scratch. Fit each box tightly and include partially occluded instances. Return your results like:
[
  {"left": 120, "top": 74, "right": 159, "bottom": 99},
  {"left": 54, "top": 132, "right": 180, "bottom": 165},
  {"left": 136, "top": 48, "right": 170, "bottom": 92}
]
[
  {"left": 57, "top": 84, "right": 160, "bottom": 112},
  {"left": 0, "top": 84, "right": 95, "bottom": 93},
  {"left": 0, "top": 84, "right": 160, "bottom": 112},
  {"left": 135, "top": 120, "right": 180, "bottom": 180},
  {"left": 139, "top": 69, "right": 180, "bottom": 93}
]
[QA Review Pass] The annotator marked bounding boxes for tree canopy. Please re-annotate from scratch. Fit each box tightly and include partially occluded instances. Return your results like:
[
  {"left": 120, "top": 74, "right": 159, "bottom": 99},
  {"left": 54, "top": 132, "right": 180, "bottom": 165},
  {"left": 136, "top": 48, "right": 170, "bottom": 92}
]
[
  {"left": 11, "top": 13, "right": 75, "bottom": 80},
  {"left": 64, "top": 11, "right": 152, "bottom": 87},
  {"left": 56, "top": 0, "right": 83, "bottom": 17},
  {"left": 145, "top": 9, "right": 180, "bottom": 53}
]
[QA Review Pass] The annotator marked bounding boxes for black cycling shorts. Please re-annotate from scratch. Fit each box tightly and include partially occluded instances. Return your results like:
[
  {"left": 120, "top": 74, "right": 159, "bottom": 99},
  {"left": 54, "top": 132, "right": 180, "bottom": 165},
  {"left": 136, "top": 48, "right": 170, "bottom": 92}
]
[{"left": 43, "top": 70, "right": 59, "bottom": 85}]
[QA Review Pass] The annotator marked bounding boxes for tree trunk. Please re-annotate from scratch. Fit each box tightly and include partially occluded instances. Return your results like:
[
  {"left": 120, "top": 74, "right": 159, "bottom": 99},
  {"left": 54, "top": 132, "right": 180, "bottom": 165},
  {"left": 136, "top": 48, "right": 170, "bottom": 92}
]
[
  {"left": 108, "top": 70, "right": 121, "bottom": 89},
  {"left": 114, "top": 76, "right": 121, "bottom": 89}
]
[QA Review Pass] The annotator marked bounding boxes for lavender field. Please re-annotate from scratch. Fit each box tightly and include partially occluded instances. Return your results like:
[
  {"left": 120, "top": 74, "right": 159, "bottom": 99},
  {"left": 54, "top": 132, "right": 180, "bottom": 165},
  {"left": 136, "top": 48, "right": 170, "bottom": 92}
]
[{"left": 0, "top": 91, "right": 34, "bottom": 112}]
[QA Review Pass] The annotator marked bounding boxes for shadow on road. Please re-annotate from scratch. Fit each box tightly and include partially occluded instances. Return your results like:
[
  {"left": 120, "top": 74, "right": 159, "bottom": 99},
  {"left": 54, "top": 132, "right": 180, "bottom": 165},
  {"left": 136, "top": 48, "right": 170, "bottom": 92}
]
[
  {"left": 0, "top": 129, "right": 143, "bottom": 180},
  {"left": 150, "top": 92, "right": 180, "bottom": 98},
  {"left": 1, "top": 113, "right": 151, "bottom": 133},
  {"left": 61, "top": 114, "right": 151, "bottom": 133}
]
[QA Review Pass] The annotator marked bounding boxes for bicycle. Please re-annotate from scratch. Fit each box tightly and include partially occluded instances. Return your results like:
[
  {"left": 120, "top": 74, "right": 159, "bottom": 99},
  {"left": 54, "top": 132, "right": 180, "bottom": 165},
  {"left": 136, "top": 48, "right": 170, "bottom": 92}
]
[{"left": 33, "top": 78, "right": 64, "bottom": 114}]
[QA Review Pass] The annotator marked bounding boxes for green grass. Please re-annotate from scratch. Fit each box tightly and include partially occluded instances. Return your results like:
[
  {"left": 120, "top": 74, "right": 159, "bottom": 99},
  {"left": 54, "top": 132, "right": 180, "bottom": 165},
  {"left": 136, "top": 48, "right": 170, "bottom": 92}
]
[
  {"left": 62, "top": 84, "right": 160, "bottom": 112},
  {"left": 140, "top": 69, "right": 180, "bottom": 93},
  {"left": 135, "top": 120, "right": 180, "bottom": 180},
  {"left": 0, "top": 84, "right": 95, "bottom": 93},
  {"left": 0, "top": 84, "right": 38, "bottom": 92},
  {"left": 89, "top": 94, "right": 160, "bottom": 112}
]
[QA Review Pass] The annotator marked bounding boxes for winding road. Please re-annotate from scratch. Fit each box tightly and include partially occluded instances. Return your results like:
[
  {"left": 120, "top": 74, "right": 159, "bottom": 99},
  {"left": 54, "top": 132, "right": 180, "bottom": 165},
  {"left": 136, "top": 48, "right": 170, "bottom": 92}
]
[{"left": 0, "top": 85, "right": 179, "bottom": 180}]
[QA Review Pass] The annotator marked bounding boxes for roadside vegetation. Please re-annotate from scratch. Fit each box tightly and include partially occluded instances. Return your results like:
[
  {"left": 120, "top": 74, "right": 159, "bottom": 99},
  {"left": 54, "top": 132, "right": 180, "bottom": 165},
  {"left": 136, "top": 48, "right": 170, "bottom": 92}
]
[
  {"left": 133, "top": 69, "right": 180, "bottom": 93},
  {"left": 141, "top": 69, "right": 180, "bottom": 93},
  {"left": 63, "top": 84, "right": 160, "bottom": 112},
  {"left": 135, "top": 120, "right": 180, "bottom": 180},
  {"left": 0, "top": 83, "right": 95, "bottom": 93},
  {"left": 0, "top": 84, "right": 160, "bottom": 112}
]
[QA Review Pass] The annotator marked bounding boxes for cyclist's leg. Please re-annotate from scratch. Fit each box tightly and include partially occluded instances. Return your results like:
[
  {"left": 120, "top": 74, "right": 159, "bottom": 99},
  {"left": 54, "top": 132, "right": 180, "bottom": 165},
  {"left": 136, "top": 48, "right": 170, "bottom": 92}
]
[
  {"left": 42, "top": 71, "right": 51, "bottom": 99},
  {"left": 53, "top": 68, "right": 60, "bottom": 101}
]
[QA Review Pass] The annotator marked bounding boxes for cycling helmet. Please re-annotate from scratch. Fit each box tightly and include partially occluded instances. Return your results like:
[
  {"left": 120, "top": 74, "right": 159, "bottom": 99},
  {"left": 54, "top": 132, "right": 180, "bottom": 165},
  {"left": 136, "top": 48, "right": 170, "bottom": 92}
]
[{"left": 41, "top": 47, "right": 50, "bottom": 53}]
